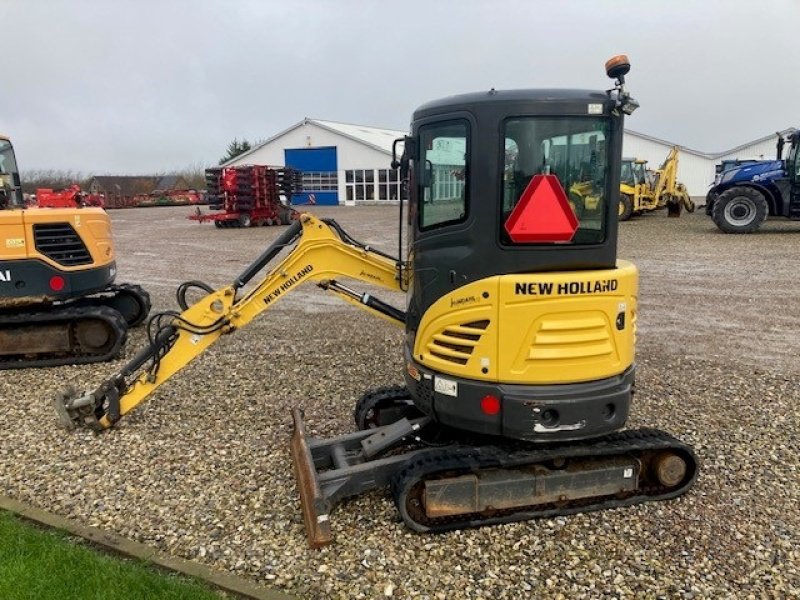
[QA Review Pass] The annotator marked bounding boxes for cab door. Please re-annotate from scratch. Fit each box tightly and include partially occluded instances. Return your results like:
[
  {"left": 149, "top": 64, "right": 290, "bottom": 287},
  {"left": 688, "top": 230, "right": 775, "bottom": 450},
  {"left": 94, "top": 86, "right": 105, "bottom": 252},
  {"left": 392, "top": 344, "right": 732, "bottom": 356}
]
[
  {"left": 791, "top": 140, "right": 800, "bottom": 207},
  {"left": 406, "top": 116, "right": 473, "bottom": 333}
]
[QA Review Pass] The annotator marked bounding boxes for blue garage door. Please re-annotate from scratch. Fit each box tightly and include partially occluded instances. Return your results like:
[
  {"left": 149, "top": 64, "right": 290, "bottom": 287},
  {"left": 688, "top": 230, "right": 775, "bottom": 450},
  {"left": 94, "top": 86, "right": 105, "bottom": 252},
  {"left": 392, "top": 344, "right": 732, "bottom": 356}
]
[{"left": 284, "top": 147, "right": 338, "bottom": 205}]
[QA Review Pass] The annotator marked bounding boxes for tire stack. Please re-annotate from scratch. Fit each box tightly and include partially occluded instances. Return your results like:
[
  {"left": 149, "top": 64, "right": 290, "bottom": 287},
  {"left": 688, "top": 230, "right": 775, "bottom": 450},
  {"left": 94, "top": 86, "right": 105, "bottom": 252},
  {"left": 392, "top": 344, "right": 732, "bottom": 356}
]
[
  {"left": 205, "top": 168, "right": 223, "bottom": 210},
  {"left": 233, "top": 166, "right": 256, "bottom": 212},
  {"left": 274, "top": 167, "right": 304, "bottom": 203}
]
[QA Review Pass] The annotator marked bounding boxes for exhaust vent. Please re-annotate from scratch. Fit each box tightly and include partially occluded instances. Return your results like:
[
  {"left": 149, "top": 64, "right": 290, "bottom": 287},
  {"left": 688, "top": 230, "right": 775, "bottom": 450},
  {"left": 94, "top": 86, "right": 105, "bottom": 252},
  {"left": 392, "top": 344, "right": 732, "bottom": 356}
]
[
  {"left": 427, "top": 320, "right": 489, "bottom": 366},
  {"left": 33, "top": 223, "right": 93, "bottom": 266}
]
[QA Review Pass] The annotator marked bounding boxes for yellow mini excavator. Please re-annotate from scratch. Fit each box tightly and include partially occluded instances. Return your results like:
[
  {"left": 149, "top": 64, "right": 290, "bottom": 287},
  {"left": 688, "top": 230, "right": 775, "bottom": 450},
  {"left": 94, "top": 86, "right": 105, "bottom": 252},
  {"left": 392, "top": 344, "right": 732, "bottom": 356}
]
[
  {"left": 0, "top": 135, "right": 150, "bottom": 368},
  {"left": 55, "top": 56, "right": 697, "bottom": 547}
]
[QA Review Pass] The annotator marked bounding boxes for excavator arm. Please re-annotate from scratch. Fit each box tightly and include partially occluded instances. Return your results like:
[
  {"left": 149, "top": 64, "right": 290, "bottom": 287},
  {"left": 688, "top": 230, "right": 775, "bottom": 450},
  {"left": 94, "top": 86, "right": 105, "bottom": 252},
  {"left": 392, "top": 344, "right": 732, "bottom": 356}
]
[{"left": 54, "top": 214, "right": 407, "bottom": 431}]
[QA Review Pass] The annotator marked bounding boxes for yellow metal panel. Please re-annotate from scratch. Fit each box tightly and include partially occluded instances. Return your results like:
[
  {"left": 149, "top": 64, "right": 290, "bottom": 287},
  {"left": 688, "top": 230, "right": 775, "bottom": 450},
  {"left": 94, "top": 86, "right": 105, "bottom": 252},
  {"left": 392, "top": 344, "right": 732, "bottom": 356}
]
[
  {"left": 413, "top": 278, "right": 499, "bottom": 381},
  {"left": 497, "top": 261, "right": 637, "bottom": 384},
  {"left": 413, "top": 261, "right": 637, "bottom": 385},
  {"left": 4, "top": 207, "right": 116, "bottom": 270},
  {"left": 0, "top": 210, "right": 27, "bottom": 260}
]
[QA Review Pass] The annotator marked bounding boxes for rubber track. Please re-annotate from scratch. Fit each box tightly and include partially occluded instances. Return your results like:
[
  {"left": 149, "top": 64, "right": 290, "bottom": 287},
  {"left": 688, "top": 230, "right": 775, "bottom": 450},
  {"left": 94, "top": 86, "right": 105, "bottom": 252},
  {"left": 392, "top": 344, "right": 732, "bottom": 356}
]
[
  {"left": 103, "top": 283, "right": 151, "bottom": 327},
  {"left": 390, "top": 428, "right": 698, "bottom": 533},
  {"left": 0, "top": 305, "right": 127, "bottom": 369},
  {"left": 69, "top": 283, "right": 151, "bottom": 327},
  {"left": 353, "top": 384, "right": 417, "bottom": 429}
]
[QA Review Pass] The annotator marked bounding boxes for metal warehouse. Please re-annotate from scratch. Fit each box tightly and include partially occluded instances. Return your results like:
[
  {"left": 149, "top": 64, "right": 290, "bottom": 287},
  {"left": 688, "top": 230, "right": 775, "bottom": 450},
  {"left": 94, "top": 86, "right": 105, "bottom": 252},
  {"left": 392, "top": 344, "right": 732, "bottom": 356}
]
[
  {"left": 226, "top": 118, "right": 794, "bottom": 205},
  {"left": 225, "top": 118, "right": 406, "bottom": 206}
]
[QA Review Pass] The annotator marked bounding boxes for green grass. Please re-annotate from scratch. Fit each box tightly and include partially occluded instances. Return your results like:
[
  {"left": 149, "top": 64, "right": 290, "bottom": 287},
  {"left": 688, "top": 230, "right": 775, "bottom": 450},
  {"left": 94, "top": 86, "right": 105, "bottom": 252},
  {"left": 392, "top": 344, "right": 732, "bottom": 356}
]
[{"left": 0, "top": 511, "right": 224, "bottom": 600}]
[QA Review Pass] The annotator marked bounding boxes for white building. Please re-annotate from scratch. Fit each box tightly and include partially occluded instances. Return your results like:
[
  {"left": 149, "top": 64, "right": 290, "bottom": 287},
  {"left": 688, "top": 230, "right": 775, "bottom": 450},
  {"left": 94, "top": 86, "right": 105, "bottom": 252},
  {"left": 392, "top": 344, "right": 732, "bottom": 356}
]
[
  {"left": 227, "top": 118, "right": 794, "bottom": 205},
  {"left": 623, "top": 128, "right": 794, "bottom": 201},
  {"left": 225, "top": 118, "right": 406, "bottom": 206}
]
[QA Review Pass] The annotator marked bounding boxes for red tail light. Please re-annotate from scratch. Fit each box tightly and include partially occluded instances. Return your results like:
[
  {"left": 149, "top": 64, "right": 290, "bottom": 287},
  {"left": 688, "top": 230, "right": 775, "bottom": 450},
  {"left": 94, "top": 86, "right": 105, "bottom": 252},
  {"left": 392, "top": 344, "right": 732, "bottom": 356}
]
[
  {"left": 49, "top": 275, "right": 65, "bottom": 291},
  {"left": 480, "top": 395, "right": 501, "bottom": 416}
]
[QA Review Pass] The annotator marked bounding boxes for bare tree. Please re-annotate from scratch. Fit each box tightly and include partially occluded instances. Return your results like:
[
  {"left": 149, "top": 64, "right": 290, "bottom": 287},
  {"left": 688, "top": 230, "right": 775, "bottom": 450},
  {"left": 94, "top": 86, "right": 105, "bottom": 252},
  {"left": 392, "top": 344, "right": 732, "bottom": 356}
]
[{"left": 20, "top": 170, "right": 88, "bottom": 194}]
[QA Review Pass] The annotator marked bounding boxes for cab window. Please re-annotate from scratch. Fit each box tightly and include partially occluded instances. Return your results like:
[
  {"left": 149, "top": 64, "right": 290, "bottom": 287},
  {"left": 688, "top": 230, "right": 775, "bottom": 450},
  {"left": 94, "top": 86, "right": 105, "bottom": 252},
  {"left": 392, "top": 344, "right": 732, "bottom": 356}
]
[
  {"left": 418, "top": 120, "right": 469, "bottom": 229},
  {"left": 620, "top": 161, "right": 634, "bottom": 186},
  {"left": 503, "top": 117, "right": 610, "bottom": 244}
]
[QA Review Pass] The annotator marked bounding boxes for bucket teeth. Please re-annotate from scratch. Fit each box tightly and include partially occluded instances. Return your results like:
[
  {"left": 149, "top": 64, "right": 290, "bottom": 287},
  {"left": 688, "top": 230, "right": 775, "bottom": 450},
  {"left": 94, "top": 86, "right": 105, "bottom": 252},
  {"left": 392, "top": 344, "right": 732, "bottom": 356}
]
[
  {"left": 53, "top": 386, "right": 98, "bottom": 430},
  {"left": 290, "top": 408, "right": 333, "bottom": 548}
]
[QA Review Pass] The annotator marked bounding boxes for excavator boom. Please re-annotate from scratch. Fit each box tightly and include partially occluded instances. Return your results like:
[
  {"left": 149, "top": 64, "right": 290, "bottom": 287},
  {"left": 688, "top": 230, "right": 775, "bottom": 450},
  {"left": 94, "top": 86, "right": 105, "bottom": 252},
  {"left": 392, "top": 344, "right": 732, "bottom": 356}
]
[{"left": 55, "top": 214, "right": 407, "bottom": 430}]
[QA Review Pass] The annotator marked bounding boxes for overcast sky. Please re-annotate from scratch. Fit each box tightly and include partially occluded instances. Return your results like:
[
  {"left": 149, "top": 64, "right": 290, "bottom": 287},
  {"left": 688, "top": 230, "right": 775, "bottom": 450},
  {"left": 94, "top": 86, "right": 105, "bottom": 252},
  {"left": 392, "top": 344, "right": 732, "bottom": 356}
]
[{"left": 2, "top": 0, "right": 798, "bottom": 174}]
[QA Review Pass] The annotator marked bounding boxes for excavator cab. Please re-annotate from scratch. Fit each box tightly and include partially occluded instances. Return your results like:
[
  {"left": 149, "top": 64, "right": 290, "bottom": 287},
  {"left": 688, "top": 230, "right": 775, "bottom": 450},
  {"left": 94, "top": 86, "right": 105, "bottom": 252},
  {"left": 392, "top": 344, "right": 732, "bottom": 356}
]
[
  {"left": 633, "top": 159, "right": 648, "bottom": 185},
  {"left": 620, "top": 158, "right": 636, "bottom": 187},
  {"left": 0, "top": 137, "right": 24, "bottom": 208},
  {"left": 398, "top": 86, "right": 633, "bottom": 443}
]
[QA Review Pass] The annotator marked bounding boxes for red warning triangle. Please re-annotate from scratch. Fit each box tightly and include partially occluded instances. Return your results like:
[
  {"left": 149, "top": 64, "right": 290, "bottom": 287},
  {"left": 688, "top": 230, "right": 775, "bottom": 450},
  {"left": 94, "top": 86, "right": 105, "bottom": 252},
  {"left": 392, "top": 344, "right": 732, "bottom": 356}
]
[{"left": 504, "top": 174, "right": 579, "bottom": 243}]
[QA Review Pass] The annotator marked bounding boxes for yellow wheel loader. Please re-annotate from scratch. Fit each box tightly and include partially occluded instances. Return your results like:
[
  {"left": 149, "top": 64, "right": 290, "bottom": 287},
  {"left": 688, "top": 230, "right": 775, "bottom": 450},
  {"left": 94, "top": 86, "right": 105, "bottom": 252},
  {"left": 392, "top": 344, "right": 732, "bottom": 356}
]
[
  {"left": 55, "top": 56, "right": 697, "bottom": 547},
  {"left": 0, "top": 135, "right": 150, "bottom": 368},
  {"left": 618, "top": 147, "right": 695, "bottom": 220}
]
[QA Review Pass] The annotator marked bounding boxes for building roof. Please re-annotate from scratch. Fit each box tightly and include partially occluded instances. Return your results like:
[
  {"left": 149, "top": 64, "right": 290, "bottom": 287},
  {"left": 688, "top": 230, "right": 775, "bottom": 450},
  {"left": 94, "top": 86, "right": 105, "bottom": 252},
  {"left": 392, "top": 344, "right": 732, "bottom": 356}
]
[
  {"left": 625, "top": 127, "right": 796, "bottom": 160},
  {"left": 224, "top": 118, "right": 407, "bottom": 165},
  {"left": 312, "top": 119, "right": 407, "bottom": 154},
  {"left": 228, "top": 117, "right": 797, "bottom": 166},
  {"left": 155, "top": 174, "right": 182, "bottom": 190}
]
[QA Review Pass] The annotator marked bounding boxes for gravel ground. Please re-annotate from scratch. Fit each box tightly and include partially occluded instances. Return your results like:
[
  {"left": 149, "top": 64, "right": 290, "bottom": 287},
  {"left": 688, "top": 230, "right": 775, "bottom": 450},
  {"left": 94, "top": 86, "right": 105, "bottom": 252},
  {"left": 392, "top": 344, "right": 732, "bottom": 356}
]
[{"left": 1, "top": 206, "right": 799, "bottom": 599}]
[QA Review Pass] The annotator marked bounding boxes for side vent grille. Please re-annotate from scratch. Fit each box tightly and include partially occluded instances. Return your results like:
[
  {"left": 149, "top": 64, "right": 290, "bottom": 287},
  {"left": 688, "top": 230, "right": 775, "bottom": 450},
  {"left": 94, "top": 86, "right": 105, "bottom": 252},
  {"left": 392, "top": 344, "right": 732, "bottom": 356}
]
[
  {"left": 427, "top": 319, "right": 489, "bottom": 366},
  {"left": 33, "top": 223, "right": 93, "bottom": 266},
  {"left": 530, "top": 316, "right": 613, "bottom": 360}
]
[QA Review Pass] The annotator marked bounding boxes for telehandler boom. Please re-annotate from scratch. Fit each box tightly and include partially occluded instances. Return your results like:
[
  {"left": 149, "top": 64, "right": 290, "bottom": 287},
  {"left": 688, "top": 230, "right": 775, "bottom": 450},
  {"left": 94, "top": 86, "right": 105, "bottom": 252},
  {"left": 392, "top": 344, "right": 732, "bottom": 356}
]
[{"left": 56, "top": 56, "right": 697, "bottom": 547}]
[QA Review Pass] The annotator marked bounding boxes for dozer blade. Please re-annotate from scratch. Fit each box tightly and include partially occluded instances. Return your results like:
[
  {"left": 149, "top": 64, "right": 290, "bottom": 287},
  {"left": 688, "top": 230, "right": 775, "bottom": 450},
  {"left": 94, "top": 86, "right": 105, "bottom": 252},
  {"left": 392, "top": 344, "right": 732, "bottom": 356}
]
[{"left": 290, "top": 408, "right": 333, "bottom": 548}]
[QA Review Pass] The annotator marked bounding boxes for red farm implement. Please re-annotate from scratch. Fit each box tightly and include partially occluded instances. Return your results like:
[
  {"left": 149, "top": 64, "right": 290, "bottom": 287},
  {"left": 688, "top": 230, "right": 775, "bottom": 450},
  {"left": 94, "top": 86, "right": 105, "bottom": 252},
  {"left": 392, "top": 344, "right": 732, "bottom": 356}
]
[
  {"left": 35, "top": 185, "right": 106, "bottom": 209},
  {"left": 189, "top": 165, "right": 303, "bottom": 228}
]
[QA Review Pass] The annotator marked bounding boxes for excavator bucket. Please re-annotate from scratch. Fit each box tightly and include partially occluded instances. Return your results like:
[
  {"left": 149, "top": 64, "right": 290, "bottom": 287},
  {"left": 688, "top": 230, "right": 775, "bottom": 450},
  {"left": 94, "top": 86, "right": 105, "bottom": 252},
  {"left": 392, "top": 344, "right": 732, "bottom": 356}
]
[
  {"left": 53, "top": 386, "right": 79, "bottom": 430},
  {"left": 667, "top": 200, "right": 682, "bottom": 217},
  {"left": 290, "top": 408, "right": 333, "bottom": 548}
]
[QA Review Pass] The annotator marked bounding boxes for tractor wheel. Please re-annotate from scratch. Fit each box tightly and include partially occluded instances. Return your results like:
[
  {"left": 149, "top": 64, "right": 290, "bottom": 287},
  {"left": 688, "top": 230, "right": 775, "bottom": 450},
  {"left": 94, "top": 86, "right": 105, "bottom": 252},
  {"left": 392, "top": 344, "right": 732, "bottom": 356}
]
[
  {"left": 238, "top": 214, "right": 252, "bottom": 228},
  {"left": 619, "top": 194, "right": 633, "bottom": 221},
  {"left": 213, "top": 220, "right": 222, "bottom": 228},
  {"left": 711, "top": 187, "right": 767, "bottom": 233}
]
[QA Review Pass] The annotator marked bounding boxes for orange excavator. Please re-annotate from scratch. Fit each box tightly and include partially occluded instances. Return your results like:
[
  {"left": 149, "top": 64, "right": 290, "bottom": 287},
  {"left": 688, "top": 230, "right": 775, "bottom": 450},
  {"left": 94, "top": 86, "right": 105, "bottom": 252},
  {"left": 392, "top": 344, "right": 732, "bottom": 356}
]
[{"left": 0, "top": 134, "right": 149, "bottom": 368}]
